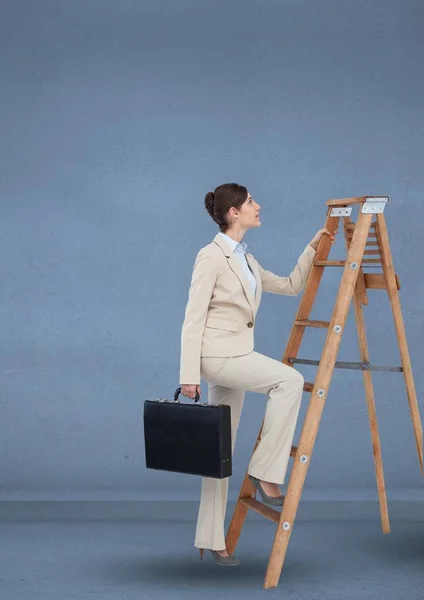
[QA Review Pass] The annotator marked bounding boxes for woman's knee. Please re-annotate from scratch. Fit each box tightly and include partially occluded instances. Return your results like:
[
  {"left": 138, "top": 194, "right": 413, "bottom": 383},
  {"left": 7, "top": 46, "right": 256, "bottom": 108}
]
[
  {"left": 291, "top": 368, "right": 305, "bottom": 387},
  {"left": 273, "top": 368, "right": 304, "bottom": 392}
]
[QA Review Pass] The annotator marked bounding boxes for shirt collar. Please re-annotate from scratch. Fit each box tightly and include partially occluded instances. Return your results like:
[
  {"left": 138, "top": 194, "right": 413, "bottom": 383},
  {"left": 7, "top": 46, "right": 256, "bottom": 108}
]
[{"left": 218, "top": 232, "right": 248, "bottom": 254}]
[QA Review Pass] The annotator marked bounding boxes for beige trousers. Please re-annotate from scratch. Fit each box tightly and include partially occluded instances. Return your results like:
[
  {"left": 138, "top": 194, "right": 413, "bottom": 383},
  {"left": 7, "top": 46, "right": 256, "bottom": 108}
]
[{"left": 194, "top": 350, "right": 305, "bottom": 551}]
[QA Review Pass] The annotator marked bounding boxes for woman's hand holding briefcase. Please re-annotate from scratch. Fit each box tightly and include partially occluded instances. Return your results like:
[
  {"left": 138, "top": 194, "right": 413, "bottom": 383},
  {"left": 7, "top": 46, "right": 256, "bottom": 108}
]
[{"left": 181, "top": 384, "right": 201, "bottom": 400}]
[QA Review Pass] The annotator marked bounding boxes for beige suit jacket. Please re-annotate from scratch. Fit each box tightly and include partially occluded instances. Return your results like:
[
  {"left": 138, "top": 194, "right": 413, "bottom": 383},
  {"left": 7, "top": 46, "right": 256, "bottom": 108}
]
[{"left": 179, "top": 233, "right": 317, "bottom": 384}]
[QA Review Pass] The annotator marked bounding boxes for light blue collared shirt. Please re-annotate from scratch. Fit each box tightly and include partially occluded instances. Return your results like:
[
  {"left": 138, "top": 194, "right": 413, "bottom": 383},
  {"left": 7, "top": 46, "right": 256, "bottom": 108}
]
[{"left": 218, "top": 232, "right": 257, "bottom": 296}]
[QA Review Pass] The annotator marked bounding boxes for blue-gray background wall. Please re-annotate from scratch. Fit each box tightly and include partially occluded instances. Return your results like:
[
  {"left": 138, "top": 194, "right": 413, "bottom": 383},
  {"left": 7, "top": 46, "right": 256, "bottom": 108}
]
[{"left": 1, "top": 0, "right": 423, "bottom": 503}]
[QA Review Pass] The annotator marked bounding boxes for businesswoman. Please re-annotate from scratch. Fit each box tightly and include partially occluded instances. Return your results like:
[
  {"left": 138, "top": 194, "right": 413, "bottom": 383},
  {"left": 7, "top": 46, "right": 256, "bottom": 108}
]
[{"left": 179, "top": 183, "right": 335, "bottom": 566}]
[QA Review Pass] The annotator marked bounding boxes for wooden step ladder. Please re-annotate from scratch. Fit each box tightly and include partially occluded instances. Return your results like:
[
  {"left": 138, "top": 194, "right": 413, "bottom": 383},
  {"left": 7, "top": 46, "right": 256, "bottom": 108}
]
[{"left": 225, "top": 195, "right": 423, "bottom": 589}]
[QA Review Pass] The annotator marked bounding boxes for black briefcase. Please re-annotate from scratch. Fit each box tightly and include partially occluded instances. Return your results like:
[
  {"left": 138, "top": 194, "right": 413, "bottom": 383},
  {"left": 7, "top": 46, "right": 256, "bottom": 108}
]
[{"left": 143, "top": 387, "right": 232, "bottom": 478}]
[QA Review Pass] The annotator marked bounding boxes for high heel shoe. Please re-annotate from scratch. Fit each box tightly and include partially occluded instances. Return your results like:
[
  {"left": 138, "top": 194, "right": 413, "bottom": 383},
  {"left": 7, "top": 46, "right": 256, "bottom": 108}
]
[
  {"left": 199, "top": 548, "right": 240, "bottom": 566},
  {"left": 248, "top": 474, "right": 285, "bottom": 507}
]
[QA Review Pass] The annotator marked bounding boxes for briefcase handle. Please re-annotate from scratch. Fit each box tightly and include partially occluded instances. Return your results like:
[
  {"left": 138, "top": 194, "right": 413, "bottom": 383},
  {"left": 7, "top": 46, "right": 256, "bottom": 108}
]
[{"left": 173, "top": 387, "right": 200, "bottom": 404}]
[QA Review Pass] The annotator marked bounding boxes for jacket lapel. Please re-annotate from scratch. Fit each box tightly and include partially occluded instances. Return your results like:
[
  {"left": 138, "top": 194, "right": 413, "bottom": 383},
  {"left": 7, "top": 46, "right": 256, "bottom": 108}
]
[{"left": 212, "top": 234, "right": 258, "bottom": 316}]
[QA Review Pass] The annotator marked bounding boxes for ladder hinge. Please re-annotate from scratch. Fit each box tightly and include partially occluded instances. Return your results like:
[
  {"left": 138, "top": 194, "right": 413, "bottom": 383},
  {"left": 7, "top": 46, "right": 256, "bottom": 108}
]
[
  {"left": 330, "top": 207, "right": 352, "bottom": 217},
  {"left": 361, "top": 197, "right": 388, "bottom": 213}
]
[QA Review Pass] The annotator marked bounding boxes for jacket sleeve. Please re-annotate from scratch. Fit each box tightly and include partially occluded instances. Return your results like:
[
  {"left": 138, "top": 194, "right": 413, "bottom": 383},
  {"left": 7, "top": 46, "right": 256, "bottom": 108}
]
[
  {"left": 179, "top": 249, "right": 220, "bottom": 385},
  {"left": 255, "top": 243, "right": 316, "bottom": 296}
]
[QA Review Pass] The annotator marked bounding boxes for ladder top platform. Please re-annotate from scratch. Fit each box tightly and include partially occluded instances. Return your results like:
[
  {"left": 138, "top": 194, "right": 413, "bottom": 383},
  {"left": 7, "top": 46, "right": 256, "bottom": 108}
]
[{"left": 326, "top": 196, "right": 390, "bottom": 207}]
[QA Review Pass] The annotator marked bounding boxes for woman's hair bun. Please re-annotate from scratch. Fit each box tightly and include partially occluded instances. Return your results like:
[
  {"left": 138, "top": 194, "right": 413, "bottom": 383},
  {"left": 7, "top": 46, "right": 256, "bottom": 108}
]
[{"left": 204, "top": 191, "right": 215, "bottom": 217}]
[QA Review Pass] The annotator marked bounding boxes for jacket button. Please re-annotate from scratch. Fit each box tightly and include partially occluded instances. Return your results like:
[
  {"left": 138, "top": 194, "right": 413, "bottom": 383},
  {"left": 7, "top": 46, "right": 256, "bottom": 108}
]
[{"left": 247, "top": 321, "right": 254, "bottom": 328}]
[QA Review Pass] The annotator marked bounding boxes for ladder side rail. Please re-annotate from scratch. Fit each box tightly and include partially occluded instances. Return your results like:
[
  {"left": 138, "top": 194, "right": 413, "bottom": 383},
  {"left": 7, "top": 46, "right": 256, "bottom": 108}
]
[
  {"left": 375, "top": 214, "right": 423, "bottom": 471},
  {"left": 344, "top": 216, "right": 390, "bottom": 533},
  {"left": 263, "top": 211, "right": 373, "bottom": 589}
]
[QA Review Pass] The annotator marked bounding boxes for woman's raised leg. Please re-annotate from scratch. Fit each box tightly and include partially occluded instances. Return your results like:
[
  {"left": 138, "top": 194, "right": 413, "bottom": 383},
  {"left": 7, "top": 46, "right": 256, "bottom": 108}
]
[{"left": 201, "top": 351, "right": 305, "bottom": 486}]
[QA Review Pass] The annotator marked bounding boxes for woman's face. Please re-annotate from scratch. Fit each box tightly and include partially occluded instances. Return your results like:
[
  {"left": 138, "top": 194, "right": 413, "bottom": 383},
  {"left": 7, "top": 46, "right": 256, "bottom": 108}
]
[{"left": 238, "top": 192, "right": 261, "bottom": 229}]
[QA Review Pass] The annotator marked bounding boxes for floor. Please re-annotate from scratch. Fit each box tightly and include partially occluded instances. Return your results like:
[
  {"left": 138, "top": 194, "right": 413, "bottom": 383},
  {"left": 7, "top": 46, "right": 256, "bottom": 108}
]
[{"left": 1, "top": 517, "right": 423, "bottom": 599}]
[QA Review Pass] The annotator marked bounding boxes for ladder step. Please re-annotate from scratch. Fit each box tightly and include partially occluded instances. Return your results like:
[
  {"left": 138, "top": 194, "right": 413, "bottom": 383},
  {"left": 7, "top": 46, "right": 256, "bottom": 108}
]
[
  {"left": 290, "top": 444, "right": 298, "bottom": 457},
  {"left": 295, "top": 319, "right": 330, "bottom": 328},
  {"left": 345, "top": 222, "right": 377, "bottom": 230},
  {"left": 303, "top": 382, "right": 314, "bottom": 393},
  {"left": 240, "top": 497, "right": 281, "bottom": 522},
  {"left": 314, "top": 259, "right": 381, "bottom": 266},
  {"left": 346, "top": 234, "right": 378, "bottom": 241},
  {"left": 364, "top": 273, "right": 401, "bottom": 290},
  {"left": 314, "top": 260, "right": 346, "bottom": 266}
]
